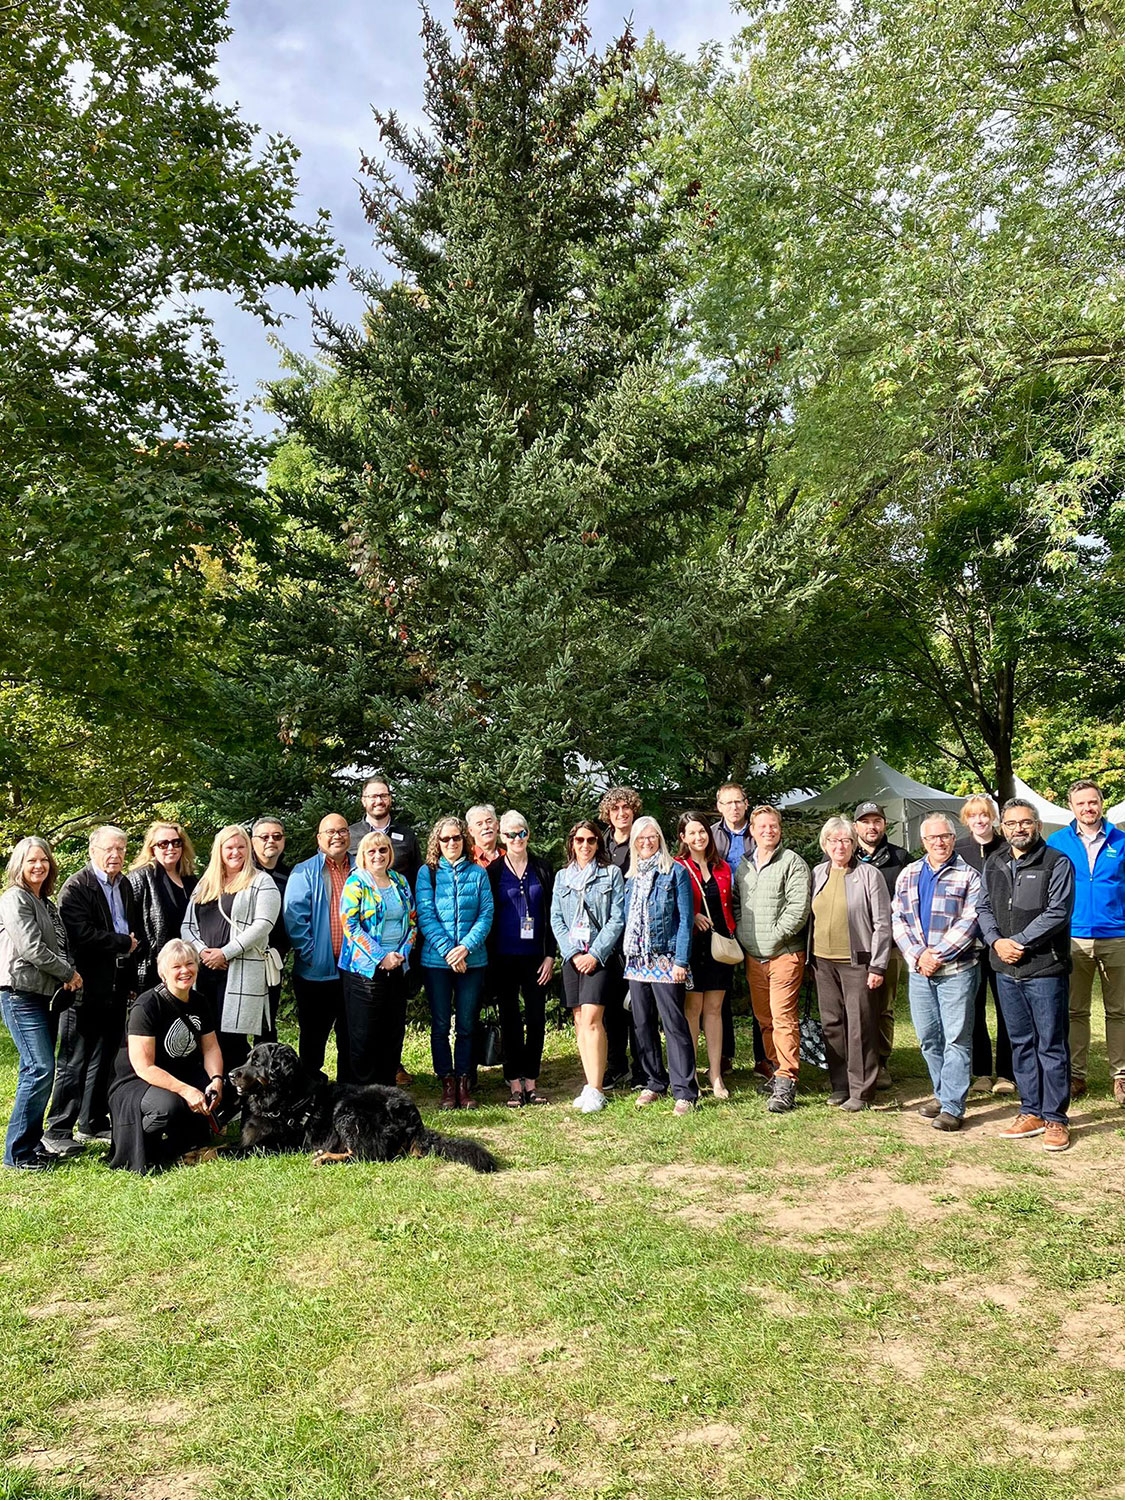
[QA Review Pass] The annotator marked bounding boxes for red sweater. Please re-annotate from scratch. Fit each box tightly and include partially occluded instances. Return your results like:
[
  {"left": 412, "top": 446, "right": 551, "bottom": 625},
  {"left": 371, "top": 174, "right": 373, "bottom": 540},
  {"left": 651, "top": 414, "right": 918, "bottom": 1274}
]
[{"left": 675, "top": 856, "right": 735, "bottom": 934}]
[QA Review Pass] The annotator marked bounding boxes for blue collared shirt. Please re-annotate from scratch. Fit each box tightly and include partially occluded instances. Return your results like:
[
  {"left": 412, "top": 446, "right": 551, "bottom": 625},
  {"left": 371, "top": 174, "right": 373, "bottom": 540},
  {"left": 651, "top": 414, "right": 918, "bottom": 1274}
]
[
  {"left": 723, "top": 824, "right": 747, "bottom": 875},
  {"left": 917, "top": 857, "right": 950, "bottom": 943},
  {"left": 93, "top": 865, "right": 130, "bottom": 936}
]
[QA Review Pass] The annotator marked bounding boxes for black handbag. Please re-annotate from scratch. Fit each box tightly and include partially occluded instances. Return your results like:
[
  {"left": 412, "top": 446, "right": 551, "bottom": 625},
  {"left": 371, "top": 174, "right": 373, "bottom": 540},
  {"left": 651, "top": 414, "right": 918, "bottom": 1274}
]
[{"left": 474, "top": 1005, "right": 503, "bottom": 1069}]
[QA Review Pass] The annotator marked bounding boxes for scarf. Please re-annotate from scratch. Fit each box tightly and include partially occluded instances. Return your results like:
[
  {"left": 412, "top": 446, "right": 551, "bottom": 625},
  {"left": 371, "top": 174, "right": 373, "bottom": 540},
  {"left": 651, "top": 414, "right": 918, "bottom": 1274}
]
[{"left": 623, "top": 855, "right": 660, "bottom": 958}]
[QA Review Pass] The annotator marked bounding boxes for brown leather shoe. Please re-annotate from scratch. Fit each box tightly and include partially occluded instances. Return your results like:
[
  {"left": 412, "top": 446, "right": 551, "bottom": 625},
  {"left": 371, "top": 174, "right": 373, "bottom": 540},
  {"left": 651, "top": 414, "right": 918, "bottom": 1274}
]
[
  {"left": 1114, "top": 1078, "right": 1125, "bottom": 1107},
  {"left": 998, "top": 1113, "right": 1046, "bottom": 1139},
  {"left": 917, "top": 1098, "right": 941, "bottom": 1119},
  {"left": 1043, "top": 1121, "right": 1071, "bottom": 1152},
  {"left": 457, "top": 1075, "right": 477, "bottom": 1110},
  {"left": 440, "top": 1076, "right": 458, "bottom": 1110},
  {"left": 1070, "top": 1076, "right": 1087, "bottom": 1099},
  {"left": 396, "top": 1066, "right": 413, "bottom": 1089}
]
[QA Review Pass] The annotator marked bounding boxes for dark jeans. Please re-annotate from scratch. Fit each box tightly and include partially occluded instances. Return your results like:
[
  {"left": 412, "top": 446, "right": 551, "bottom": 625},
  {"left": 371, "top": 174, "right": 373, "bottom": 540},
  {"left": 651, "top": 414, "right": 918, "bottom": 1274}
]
[
  {"left": 493, "top": 952, "right": 548, "bottom": 1082},
  {"left": 293, "top": 975, "right": 349, "bottom": 1081},
  {"left": 341, "top": 967, "right": 407, "bottom": 1087},
  {"left": 603, "top": 952, "right": 644, "bottom": 1084},
  {"left": 1, "top": 990, "right": 58, "bottom": 1166},
  {"left": 425, "top": 965, "right": 485, "bottom": 1078},
  {"left": 140, "top": 1083, "right": 212, "bottom": 1157},
  {"left": 971, "top": 963, "right": 1013, "bottom": 1080},
  {"left": 45, "top": 988, "right": 125, "bottom": 1141},
  {"left": 996, "top": 973, "right": 1071, "bottom": 1125},
  {"left": 628, "top": 979, "right": 698, "bottom": 1101},
  {"left": 814, "top": 960, "right": 880, "bottom": 1103}
]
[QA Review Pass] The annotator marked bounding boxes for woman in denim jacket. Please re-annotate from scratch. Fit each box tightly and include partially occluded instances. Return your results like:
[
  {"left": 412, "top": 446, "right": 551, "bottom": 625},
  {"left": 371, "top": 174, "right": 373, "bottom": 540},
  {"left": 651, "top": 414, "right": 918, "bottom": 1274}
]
[
  {"left": 622, "top": 817, "right": 697, "bottom": 1113},
  {"left": 415, "top": 815, "right": 493, "bottom": 1110},
  {"left": 550, "top": 821, "right": 625, "bottom": 1114}
]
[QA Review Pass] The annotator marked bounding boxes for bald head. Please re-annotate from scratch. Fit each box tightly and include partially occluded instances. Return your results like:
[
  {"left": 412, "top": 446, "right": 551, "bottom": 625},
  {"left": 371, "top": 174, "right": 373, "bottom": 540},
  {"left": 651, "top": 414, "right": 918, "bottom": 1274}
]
[{"left": 317, "top": 813, "right": 350, "bottom": 864}]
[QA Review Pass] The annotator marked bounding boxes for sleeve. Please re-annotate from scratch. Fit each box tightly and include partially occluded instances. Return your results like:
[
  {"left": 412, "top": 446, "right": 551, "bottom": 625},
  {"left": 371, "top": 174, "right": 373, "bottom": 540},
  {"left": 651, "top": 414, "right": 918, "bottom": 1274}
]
[
  {"left": 126, "top": 991, "right": 159, "bottom": 1037},
  {"left": 181, "top": 896, "right": 202, "bottom": 953},
  {"left": 400, "top": 874, "right": 418, "bottom": 958},
  {"left": 550, "top": 872, "right": 574, "bottom": 962},
  {"left": 414, "top": 866, "right": 450, "bottom": 958},
  {"left": 975, "top": 863, "right": 1002, "bottom": 948},
  {"left": 1011, "top": 857, "right": 1075, "bottom": 950},
  {"left": 929, "top": 869, "right": 980, "bottom": 962},
  {"left": 0, "top": 891, "right": 73, "bottom": 983},
  {"left": 866, "top": 866, "right": 892, "bottom": 974},
  {"left": 59, "top": 876, "right": 131, "bottom": 957},
  {"left": 224, "top": 877, "right": 281, "bottom": 961},
  {"left": 537, "top": 859, "right": 557, "bottom": 957},
  {"left": 891, "top": 868, "right": 925, "bottom": 964},
  {"left": 340, "top": 874, "right": 376, "bottom": 968},
  {"left": 774, "top": 855, "right": 812, "bottom": 945},
  {"left": 591, "top": 867, "right": 625, "bottom": 964},
  {"left": 671, "top": 863, "right": 694, "bottom": 967},
  {"left": 282, "top": 864, "right": 316, "bottom": 966},
  {"left": 460, "top": 869, "right": 494, "bottom": 957}
]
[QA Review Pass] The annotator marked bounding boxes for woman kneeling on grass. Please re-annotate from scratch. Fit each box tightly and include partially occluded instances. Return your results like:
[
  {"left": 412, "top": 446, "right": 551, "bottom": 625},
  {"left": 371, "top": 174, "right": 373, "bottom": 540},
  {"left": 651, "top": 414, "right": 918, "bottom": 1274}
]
[
  {"left": 108, "top": 940, "right": 225, "bottom": 1173},
  {"left": 550, "top": 821, "right": 624, "bottom": 1114}
]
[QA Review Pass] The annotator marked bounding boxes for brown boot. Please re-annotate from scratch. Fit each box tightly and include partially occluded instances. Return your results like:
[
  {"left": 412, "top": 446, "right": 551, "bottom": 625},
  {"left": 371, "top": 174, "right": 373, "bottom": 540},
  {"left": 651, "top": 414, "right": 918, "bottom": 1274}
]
[
  {"left": 440, "top": 1076, "right": 458, "bottom": 1110},
  {"left": 457, "top": 1075, "right": 477, "bottom": 1110}
]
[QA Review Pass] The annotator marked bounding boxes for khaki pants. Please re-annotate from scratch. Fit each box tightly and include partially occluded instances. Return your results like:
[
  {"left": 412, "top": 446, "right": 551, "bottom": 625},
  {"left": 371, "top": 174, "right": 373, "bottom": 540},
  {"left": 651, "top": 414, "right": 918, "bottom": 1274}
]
[
  {"left": 1070, "top": 937, "right": 1125, "bottom": 1080},
  {"left": 877, "top": 947, "right": 903, "bottom": 1065},
  {"left": 745, "top": 952, "right": 805, "bottom": 1080}
]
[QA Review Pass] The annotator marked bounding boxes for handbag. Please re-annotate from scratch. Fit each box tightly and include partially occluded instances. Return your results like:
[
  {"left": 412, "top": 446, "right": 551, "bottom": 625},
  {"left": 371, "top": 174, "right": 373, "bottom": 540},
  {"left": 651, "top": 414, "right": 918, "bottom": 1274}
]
[
  {"left": 264, "top": 946, "right": 283, "bottom": 987},
  {"left": 798, "top": 973, "right": 828, "bottom": 1070},
  {"left": 474, "top": 1004, "right": 503, "bottom": 1069},
  {"left": 682, "top": 860, "right": 744, "bottom": 966}
]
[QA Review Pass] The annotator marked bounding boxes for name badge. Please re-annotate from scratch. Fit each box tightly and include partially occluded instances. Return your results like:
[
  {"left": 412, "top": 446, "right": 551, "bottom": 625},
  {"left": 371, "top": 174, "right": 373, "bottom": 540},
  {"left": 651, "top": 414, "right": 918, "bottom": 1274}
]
[
  {"left": 571, "top": 917, "right": 591, "bottom": 946},
  {"left": 521, "top": 915, "right": 535, "bottom": 941},
  {"left": 391, "top": 832, "right": 404, "bottom": 841}
]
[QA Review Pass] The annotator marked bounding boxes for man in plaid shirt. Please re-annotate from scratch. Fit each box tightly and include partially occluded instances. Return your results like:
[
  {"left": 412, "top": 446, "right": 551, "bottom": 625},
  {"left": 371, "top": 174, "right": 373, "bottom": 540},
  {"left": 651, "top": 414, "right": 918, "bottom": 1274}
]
[{"left": 892, "top": 813, "right": 981, "bottom": 1131}]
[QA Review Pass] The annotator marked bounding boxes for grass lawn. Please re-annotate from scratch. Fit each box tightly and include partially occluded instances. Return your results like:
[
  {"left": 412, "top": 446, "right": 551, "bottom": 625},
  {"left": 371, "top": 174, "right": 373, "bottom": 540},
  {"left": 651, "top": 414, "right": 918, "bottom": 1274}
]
[{"left": 2, "top": 996, "right": 1125, "bottom": 1500}]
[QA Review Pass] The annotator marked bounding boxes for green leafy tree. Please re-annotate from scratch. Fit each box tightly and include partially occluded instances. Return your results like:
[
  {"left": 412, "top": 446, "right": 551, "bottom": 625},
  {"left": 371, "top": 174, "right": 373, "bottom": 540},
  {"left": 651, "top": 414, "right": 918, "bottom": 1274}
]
[{"left": 0, "top": 0, "right": 338, "bottom": 840}]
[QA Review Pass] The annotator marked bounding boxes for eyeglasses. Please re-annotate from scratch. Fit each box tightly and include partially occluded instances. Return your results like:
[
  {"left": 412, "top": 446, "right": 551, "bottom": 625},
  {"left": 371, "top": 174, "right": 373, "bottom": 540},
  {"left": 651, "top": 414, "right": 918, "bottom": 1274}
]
[
  {"left": 153, "top": 838, "right": 183, "bottom": 849},
  {"left": 438, "top": 834, "right": 463, "bottom": 844},
  {"left": 635, "top": 835, "right": 660, "bottom": 845},
  {"left": 322, "top": 829, "right": 349, "bottom": 839},
  {"left": 572, "top": 836, "right": 597, "bottom": 846},
  {"left": 1001, "top": 819, "right": 1037, "bottom": 831},
  {"left": 923, "top": 833, "right": 955, "bottom": 842},
  {"left": 503, "top": 829, "right": 529, "bottom": 841}
]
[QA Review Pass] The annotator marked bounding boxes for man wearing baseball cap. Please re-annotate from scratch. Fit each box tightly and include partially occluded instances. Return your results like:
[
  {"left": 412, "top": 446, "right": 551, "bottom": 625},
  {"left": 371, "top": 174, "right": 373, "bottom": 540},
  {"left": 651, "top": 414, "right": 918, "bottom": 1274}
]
[{"left": 855, "top": 802, "right": 912, "bottom": 1087}]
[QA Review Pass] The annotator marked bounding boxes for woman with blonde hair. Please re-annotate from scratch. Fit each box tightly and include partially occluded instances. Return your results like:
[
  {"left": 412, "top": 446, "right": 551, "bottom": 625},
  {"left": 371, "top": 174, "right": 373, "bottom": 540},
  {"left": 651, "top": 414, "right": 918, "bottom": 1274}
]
[
  {"left": 127, "top": 821, "right": 198, "bottom": 992},
  {"left": 956, "top": 794, "right": 1014, "bottom": 1095},
  {"left": 182, "top": 824, "right": 280, "bottom": 1073},
  {"left": 623, "top": 817, "right": 697, "bottom": 1114},
  {"left": 339, "top": 831, "right": 417, "bottom": 1087}
]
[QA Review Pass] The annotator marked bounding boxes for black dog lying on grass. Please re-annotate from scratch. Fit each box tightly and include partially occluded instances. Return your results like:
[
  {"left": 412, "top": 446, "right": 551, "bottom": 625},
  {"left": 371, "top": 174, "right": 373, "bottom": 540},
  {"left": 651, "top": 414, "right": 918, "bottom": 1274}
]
[{"left": 228, "top": 1042, "right": 500, "bottom": 1173}]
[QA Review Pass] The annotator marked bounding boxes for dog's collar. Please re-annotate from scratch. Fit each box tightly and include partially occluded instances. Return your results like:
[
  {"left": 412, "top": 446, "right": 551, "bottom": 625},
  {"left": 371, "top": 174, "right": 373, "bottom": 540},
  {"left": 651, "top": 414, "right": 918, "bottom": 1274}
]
[{"left": 286, "top": 1091, "right": 317, "bottom": 1132}]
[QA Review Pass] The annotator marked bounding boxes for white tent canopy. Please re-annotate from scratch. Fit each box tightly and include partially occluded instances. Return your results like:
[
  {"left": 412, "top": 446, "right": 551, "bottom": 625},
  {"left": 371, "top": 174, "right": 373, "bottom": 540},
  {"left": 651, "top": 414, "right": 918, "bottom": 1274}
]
[
  {"left": 1011, "top": 777, "right": 1069, "bottom": 836},
  {"left": 786, "top": 755, "right": 964, "bottom": 851}
]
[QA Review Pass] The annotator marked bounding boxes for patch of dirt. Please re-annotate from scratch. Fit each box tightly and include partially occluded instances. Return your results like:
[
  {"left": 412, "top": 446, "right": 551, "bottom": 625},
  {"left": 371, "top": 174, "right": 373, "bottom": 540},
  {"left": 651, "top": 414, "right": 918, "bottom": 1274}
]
[
  {"left": 759, "top": 1170, "right": 958, "bottom": 1239},
  {"left": 744, "top": 1284, "right": 803, "bottom": 1317},
  {"left": 671, "top": 1423, "right": 742, "bottom": 1451},
  {"left": 869, "top": 1336, "right": 931, "bottom": 1378},
  {"left": 990, "top": 1418, "right": 1087, "bottom": 1473},
  {"left": 1056, "top": 1302, "right": 1125, "bottom": 1370},
  {"left": 25, "top": 1298, "right": 90, "bottom": 1319},
  {"left": 584, "top": 1411, "right": 626, "bottom": 1442},
  {"left": 937, "top": 1273, "right": 1039, "bottom": 1314},
  {"left": 16, "top": 1444, "right": 93, "bottom": 1476},
  {"left": 124, "top": 1471, "right": 212, "bottom": 1500},
  {"left": 649, "top": 1164, "right": 748, "bottom": 1189},
  {"left": 67, "top": 1396, "right": 192, "bottom": 1429}
]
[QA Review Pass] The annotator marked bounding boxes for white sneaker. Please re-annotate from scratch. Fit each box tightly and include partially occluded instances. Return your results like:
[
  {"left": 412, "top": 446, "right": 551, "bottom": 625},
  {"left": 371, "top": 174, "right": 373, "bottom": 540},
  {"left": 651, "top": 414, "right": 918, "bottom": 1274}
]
[
  {"left": 572, "top": 1085, "right": 594, "bottom": 1110},
  {"left": 578, "top": 1088, "right": 606, "bottom": 1114}
]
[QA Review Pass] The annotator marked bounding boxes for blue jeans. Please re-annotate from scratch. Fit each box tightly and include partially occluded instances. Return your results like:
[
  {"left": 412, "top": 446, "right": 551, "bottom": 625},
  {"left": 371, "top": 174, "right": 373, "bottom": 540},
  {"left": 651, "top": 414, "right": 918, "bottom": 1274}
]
[
  {"left": 1, "top": 990, "right": 58, "bottom": 1167},
  {"left": 424, "top": 966, "right": 485, "bottom": 1078},
  {"left": 908, "top": 966, "right": 977, "bottom": 1117},
  {"left": 995, "top": 973, "right": 1070, "bottom": 1124}
]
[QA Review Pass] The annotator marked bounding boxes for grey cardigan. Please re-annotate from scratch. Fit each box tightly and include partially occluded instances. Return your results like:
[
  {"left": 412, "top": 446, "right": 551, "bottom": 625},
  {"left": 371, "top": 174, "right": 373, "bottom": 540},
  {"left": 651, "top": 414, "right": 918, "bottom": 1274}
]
[
  {"left": 809, "top": 860, "right": 892, "bottom": 975},
  {"left": 0, "top": 886, "right": 74, "bottom": 996},
  {"left": 182, "top": 872, "right": 281, "bottom": 1035}
]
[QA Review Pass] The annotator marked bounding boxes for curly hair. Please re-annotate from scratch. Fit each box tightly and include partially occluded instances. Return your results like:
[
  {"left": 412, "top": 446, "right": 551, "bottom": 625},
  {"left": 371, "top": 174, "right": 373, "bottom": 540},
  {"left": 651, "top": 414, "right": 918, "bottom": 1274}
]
[
  {"left": 425, "top": 814, "right": 471, "bottom": 868},
  {"left": 598, "top": 785, "right": 642, "bottom": 823}
]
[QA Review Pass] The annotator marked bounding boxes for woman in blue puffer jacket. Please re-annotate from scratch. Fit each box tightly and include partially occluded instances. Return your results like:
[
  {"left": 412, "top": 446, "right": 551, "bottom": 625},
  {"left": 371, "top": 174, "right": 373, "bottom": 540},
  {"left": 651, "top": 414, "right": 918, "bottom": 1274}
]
[
  {"left": 415, "top": 815, "right": 493, "bottom": 1110},
  {"left": 622, "top": 817, "right": 697, "bottom": 1114}
]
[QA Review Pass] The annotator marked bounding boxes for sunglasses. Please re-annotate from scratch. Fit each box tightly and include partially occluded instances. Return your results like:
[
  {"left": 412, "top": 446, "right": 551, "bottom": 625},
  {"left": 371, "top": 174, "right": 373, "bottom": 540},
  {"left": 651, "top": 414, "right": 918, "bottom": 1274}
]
[
  {"left": 438, "top": 834, "right": 463, "bottom": 844},
  {"left": 255, "top": 832, "right": 284, "bottom": 842},
  {"left": 572, "top": 835, "right": 598, "bottom": 846},
  {"left": 153, "top": 838, "right": 183, "bottom": 849},
  {"left": 503, "top": 829, "right": 529, "bottom": 841}
]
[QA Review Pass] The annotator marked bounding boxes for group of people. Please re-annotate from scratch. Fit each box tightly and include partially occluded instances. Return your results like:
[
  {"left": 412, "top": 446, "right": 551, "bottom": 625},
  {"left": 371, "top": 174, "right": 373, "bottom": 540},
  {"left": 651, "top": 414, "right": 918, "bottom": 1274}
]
[{"left": 1, "top": 772, "right": 1121, "bottom": 1171}]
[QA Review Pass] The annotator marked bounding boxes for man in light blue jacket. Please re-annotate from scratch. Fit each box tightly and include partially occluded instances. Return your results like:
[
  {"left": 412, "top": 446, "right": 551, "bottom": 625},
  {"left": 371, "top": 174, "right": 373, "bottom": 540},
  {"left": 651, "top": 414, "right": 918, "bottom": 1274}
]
[{"left": 283, "top": 814, "right": 354, "bottom": 1081}]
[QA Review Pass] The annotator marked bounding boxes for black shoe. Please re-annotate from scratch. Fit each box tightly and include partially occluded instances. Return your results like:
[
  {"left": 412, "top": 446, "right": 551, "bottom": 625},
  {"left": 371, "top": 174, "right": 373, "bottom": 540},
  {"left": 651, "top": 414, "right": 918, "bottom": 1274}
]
[
  {"left": 8, "top": 1150, "right": 63, "bottom": 1172},
  {"left": 75, "top": 1128, "right": 112, "bottom": 1145},
  {"left": 827, "top": 1091, "right": 849, "bottom": 1106},
  {"left": 932, "top": 1111, "right": 962, "bottom": 1131},
  {"left": 40, "top": 1136, "right": 86, "bottom": 1158},
  {"left": 767, "top": 1077, "right": 796, "bottom": 1113},
  {"left": 602, "top": 1073, "right": 626, "bottom": 1091}
]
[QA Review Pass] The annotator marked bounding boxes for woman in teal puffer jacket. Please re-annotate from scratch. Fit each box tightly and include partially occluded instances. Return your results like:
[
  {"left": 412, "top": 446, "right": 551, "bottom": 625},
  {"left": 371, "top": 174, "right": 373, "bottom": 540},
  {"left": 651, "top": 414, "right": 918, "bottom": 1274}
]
[{"left": 415, "top": 815, "right": 494, "bottom": 1109}]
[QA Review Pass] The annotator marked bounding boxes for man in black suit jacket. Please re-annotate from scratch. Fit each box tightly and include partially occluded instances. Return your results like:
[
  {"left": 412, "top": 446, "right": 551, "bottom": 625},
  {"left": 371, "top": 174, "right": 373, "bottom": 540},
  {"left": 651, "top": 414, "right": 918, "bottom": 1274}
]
[{"left": 43, "top": 826, "right": 143, "bottom": 1155}]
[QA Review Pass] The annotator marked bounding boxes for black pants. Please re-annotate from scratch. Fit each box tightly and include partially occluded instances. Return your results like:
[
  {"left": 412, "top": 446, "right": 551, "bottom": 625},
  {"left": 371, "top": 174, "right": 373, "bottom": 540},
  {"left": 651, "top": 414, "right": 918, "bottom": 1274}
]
[
  {"left": 293, "top": 975, "right": 349, "bottom": 1081},
  {"left": 629, "top": 979, "right": 699, "bottom": 1101},
  {"left": 493, "top": 953, "right": 548, "bottom": 1082},
  {"left": 140, "top": 1084, "right": 213, "bottom": 1156},
  {"left": 341, "top": 968, "right": 407, "bottom": 1087},
  {"left": 971, "top": 962, "right": 1013, "bottom": 1079},
  {"left": 814, "top": 959, "right": 880, "bottom": 1103},
  {"left": 604, "top": 952, "right": 645, "bottom": 1084},
  {"left": 45, "top": 989, "right": 126, "bottom": 1140}
]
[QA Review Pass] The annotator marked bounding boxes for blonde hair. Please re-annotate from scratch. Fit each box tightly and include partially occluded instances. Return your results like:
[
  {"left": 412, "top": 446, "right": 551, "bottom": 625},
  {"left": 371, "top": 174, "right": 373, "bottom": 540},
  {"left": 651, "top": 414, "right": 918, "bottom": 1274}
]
[
  {"left": 130, "top": 821, "right": 196, "bottom": 876},
  {"left": 959, "top": 794, "right": 999, "bottom": 830},
  {"left": 357, "top": 831, "right": 395, "bottom": 869},
  {"left": 626, "top": 816, "right": 674, "bottom": 877},
  {"left": 156, "top": 939, "right": 199, "bottom": 981},
  {"left": 194, "top": 825, "right": 257, "bottom": 903}
]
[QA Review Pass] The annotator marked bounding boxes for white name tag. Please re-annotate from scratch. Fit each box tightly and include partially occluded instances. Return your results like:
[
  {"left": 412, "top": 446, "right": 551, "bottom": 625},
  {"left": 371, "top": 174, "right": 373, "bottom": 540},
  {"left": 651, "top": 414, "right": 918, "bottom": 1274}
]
[
  {"left": 391, "top": 832, "right": 404, "bottom": 841},
  {"left": 571, "top": 917, "right": 591, "bottom": 946},
  {"left": 521, "top": 915, "right": 535, "bottom": 941}
]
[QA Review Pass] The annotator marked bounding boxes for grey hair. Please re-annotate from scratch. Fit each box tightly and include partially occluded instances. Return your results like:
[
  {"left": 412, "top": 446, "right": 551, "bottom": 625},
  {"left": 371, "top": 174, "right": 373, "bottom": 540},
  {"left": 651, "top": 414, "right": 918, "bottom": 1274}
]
[
  {"left": 921, "top": 813, "right": 959, "bottom": 839},
  {"left": 157, "top": 939, "right": 200, "bottom": 979},
  {"left": 89, "top": 824, "right": 127, "bottom": 849},
  {"left": 5, "top": 836, "right": 58, "bottom": 897},
  {"left": 465, "top": 803, "right": 497, "bottom": 824},
  {"left": 252, "top": 814, "right": 286, "bottom": 835},
  {"left": 500, "top": 809, "right": 529, "bottom": 834},
  {"left": 819, "top": 816, "right": 859, "bottom": 855},
  {"left": 627, "top": 816, "right": 674, "bottom": 877}
]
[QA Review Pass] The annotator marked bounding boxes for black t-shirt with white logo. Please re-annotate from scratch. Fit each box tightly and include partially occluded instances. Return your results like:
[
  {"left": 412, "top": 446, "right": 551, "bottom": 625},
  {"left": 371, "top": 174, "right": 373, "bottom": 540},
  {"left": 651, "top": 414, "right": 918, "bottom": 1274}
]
[{"left": 125, "top": 985, "right": 217, "bottom": 1080}]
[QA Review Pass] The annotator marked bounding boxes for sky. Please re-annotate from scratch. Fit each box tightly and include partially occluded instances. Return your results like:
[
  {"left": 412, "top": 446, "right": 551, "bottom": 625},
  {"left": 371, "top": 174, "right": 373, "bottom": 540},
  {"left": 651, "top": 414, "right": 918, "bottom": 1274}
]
[{"left": 208, "top": 0, "right": 744, "bottom": 432}]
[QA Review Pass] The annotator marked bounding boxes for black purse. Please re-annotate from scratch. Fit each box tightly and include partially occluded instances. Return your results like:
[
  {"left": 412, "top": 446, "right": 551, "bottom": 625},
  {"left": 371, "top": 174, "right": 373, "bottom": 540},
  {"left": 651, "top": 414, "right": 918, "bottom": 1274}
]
[{"left": 474, "top": 1004, "right": 503, "bottom": 1069}]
